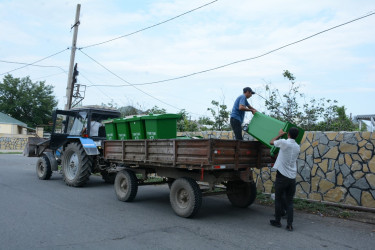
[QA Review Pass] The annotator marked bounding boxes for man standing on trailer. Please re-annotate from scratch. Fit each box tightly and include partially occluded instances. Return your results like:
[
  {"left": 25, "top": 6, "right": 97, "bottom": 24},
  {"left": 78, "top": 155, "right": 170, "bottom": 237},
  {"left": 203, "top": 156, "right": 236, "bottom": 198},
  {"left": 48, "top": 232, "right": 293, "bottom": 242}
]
[
  {"left": 230, "top": 87, "right": 257, "bottom": 140},
  {"left": 269, "top": 127, "right": 300, "bottom": 231}
]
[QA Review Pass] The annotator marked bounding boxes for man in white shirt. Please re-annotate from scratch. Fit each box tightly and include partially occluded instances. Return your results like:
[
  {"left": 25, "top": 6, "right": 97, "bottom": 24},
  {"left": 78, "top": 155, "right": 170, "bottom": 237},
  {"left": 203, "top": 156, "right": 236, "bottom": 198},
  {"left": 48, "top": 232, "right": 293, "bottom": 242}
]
[{"left": 269, "top": 127, "right": 300, "bottom": 231}]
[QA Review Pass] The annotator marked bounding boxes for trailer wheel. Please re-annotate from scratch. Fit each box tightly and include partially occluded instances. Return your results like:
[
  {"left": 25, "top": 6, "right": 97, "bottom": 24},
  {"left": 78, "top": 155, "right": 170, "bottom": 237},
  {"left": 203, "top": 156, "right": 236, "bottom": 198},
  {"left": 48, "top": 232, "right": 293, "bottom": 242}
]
[
  {"left": 227, "top": 181, "right": 257, "bottom": 208},
  {"left": 101, "top": 170, "right": 116, "bottom": 184},
  {"left": 170, "top": 178, "right": 202, "bottom": 218},
  {"left": 36, "top": 155, "right": 52, "bottom": 180},
  {"left": 61, "top": 142, "right": 92, "bottom": 187},
  {"left": 115, "top": 170, "right": 138, "bottom": 202}
]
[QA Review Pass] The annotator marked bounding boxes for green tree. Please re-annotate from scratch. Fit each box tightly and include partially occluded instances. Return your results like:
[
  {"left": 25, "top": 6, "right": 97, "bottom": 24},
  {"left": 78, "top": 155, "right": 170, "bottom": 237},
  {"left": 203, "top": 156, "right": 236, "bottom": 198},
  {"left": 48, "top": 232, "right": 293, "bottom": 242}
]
[
  {"left": 145, "top": 105, "right": 166, "bottom": 114},
  {"left": 0, "top": 74, "right": 58, "bottom": 127},
  {"left": 264, "top": 70, "right": 358, "bottom": 131},
  {"left": 177, "top": 109, "right": 198, "bottom": 132},
  {"left": 207, "top": 100, "right": 230, "bottom": 131}
]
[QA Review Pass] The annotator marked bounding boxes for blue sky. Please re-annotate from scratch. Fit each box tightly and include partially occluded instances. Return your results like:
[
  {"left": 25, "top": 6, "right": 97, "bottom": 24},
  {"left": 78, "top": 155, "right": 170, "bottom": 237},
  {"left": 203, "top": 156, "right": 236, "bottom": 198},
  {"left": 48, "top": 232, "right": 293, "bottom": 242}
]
[{"left": 0, "top": 0, "right": 374, "bottom": 125}]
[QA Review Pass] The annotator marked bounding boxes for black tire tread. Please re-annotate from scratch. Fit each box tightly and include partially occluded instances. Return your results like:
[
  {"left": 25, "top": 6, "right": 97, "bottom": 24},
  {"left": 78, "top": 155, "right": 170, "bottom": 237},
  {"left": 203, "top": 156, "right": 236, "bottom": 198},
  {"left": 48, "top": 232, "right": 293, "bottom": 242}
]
[
  {"left": 114, "top": 170, "right": 138, "bottom": 202},
  {"left": 36, "top": 155, "right": 52, "bottom": 180},
  {"left": 227, "top": 181, "right": 257, "bottom": 208}
]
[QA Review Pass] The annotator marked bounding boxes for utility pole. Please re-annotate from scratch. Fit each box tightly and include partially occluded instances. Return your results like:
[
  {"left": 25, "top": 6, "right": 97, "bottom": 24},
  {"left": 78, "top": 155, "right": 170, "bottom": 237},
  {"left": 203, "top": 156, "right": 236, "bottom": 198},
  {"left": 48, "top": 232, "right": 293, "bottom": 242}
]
[{"left": 65, "top": 4, "right": 81, "bottom": 110}]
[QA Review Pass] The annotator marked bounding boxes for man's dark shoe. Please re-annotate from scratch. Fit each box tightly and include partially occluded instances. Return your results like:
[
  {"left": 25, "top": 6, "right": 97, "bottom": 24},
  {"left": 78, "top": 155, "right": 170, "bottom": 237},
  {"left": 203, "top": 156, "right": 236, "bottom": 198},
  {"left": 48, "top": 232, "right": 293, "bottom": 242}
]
[
  {"left": 286, "top": 225, "right": 293, "bottom": 231},
  {"left": 270, "top": 220, "right": 281, "bottom": 228}
]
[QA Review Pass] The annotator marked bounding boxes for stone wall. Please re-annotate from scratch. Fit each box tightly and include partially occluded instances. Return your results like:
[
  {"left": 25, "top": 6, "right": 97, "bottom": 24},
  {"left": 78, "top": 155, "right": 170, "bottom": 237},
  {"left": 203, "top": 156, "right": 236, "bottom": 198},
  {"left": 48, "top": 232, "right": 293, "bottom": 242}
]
[
  {"left": 178, "top": 131, "right": 375, "bottom": 208},
  {"left": 0, "top": 134, "right": 30, "bottom": 151}
]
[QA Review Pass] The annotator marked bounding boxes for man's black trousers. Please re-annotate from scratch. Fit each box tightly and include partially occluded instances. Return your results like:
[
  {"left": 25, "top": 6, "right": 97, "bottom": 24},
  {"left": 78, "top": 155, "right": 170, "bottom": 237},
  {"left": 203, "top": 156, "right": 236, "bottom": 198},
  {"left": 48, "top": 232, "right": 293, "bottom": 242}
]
[
  {"left": 230, "top": 117, "right": 243, "bottom": 140},
  {"left": 275, "top": 171, "right": 296, "bottom": 226}
]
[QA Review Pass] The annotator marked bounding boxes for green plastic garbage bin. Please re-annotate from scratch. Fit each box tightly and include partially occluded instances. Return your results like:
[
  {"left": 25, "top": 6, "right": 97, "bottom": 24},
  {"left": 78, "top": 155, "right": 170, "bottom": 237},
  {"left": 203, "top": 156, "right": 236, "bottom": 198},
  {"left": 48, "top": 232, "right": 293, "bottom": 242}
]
[
  {"left": 103, "top": 119, "right": 117, "bottom": 140},
  {"left": 113, "top": 118, "right": 131, "bottom": 140},
  {"left": 142, "top": 114, "right": 181, "bottom": 139},
  {"left": 247, "top": 112, "right": 304, "bottom": 156},
  {"left": 127, "top": 116, "right": 146, "bottom": 139}
]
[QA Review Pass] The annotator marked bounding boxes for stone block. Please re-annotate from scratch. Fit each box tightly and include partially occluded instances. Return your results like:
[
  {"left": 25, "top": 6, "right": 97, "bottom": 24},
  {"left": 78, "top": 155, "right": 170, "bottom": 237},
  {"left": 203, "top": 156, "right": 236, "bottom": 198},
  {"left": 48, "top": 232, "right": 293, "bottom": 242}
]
[
  {"left": 365, "top": 143, "right": 374, "bottom": 151},
  {"left": 326, "top": 171, "right": 336, "bottom": 183},
  {"left": 318, "top": 159, "right": 328, "bottom": 172},
  {"left": 256, "top": 179, "right": 264, "bottom": 192},
  {"left": 328, "top": 141, "right": 339, "bottom": 147},
  {"left": 355, "top": 132, "right": 362, "bottom": 142},
  {"left": 337, "top": 173, "right": 343, "bottom": 186},
  {"left": 369, "top": 157, "right": 375, "bottom": 173},
  {"left": 351, "top": 154, "right": 362, "bottom": 162},
  {"left": 296, "top": 173, "right": 303, "bottom": 183},
  {"left": 324, "top": 187, "right": 346, "bottom": 202},
  {"left": 318, "top": 144, "right": 329, "bottom": 156},
  {"left": 319, "top": 134, "right": 329, "bottom": 145},
  {"left": 323, "top": 146, "right": 339, "bottom": 159},
  {"left": 353, "top": 171, "right": 364, "bottom": 180},
  {"left": 343, "top": 133, "right": 358, "bottom": 144},
  {"left": 351, "top": 161, "right": 362, "bottom": 171},
  {"left": 344, "top": 154, "right": 352, "bottom": 166},
  {"left": 312, "top": 141, "right": 319, "bottom": 147},
  {"left": 299, "top": 152, "right": 306, "bottom": 160},
  {"left": 313, "top": 147, "right": 320, "bottom": 158},
  {"left": 263, "top": 180, "right": 273, "bottom": 193},
  {"left": 301, "top": 166, "right": 311, "bottom": 181},
  {"left": 338, "top": 155, "right": 344, "bottom": 165},
  {"left": 314, "top": 132, "right": 323, "bottom": 142},
  {"left": 362, "top": 132, "right": 371, "bottom": 140},
  {"left": 353, "top": 177, "right": 370, "bottom": 189},
  {"left": 306, "top": 154, "right": 313, "bottom": 168},
  {"left": 306, "top": 146, "right": 313, "bottom": 156},
  {"left": 344, "top": 194, "right": 359, "bottom": 206},
  {"left": 358, "top": 148, "right": 372, "bottom": 161},
  {"left": 314, "top": 158, "right": 322, "bottom": 164},
  {"left": 349, "top": 188, "right": 362, "bottom": 204},
  {"left": 336, "top": 133, "right": 344, "bottom": 142},
  {"left": 365, "top": 174, "right": 375, "bottom": 189},
  {"left": 311, "top": 165, "right": 318, "bottom": 176},
  {"left": 358, "top": 140, "right": 367, "bottom": 147},
  {"left": 361, "top": 191, "right": 375, "bottom": 208},
  {"left": 316, "top": 169, "right": 325, "bottom": 178},
  {"left": 363, "top": 164, "right": 369, "bottom": 173},
  {"left": 308, "top": 192, "right": 322, "bottom": 201},
  {"left": 328, "top": 160, "right": 335, "bottom": 171},
  {"left": 339, "top": 143, "right": 358, "bottom": 154},
  {"left": 300, "top": 181, "right": 310, "bottom": 193},
  {"left": 326, "top": 132, "right": 338, "bottom": 141},
  {"left": 339, "top": 164, "right": 351, "bottom": 177},
  {"left": 343, "top": 175, "right": 355, "bottom": 188},
  {"left": 319, "top": 179, "right": 335, "bottom": 193},
  {"left": 300, "top": 142, "right": 311, "bottom": 152},
  {"left": 371, "top": 132, "right": 375, "bottom": 140},
  {"left": 311, "top": 176, "right": 321, "bottom": 192},
  {"left": 307, "top": 132, "right": 313, "bottom": 143}
]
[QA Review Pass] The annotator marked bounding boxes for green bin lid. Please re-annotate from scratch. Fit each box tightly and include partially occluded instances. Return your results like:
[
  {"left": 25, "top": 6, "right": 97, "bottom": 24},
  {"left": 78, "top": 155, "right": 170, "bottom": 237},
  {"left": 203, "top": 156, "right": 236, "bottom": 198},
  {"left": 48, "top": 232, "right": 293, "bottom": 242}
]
[
  {"left": 113, "top": 118, "right": 128, "bottom": 123},
  {"left": 141, "top": 113, "right": 182, "bottom": 120},
  {"left": 126, "top": 115, "right": 144, "bottom": 122},
  {"left": 102, "top": 119, "right": 114, "bottom": 124}
]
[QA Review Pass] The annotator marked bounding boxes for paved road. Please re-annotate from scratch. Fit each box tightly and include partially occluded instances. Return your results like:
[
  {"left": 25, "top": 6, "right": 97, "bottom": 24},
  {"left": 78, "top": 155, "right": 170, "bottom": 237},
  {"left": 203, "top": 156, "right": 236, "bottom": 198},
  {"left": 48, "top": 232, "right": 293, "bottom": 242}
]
[{"left": 0, "top": 154, "right": 374, "bottom": 250}]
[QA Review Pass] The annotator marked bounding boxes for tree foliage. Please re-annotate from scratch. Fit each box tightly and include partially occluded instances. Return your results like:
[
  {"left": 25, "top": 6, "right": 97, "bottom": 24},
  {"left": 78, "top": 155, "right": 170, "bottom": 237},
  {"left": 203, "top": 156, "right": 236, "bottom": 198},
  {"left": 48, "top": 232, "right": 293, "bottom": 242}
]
[
  {"left": 206, "top": 100, "right": 231, "bottom": 131},
  {"left": 0, "top": 74, "right": 58, "bottom": 127},
  {"left": 264, "top": 70, "right": 360, "bottom": 131},
  {"left": 177, "top": 109, "right": 198, "bottom": 132}
]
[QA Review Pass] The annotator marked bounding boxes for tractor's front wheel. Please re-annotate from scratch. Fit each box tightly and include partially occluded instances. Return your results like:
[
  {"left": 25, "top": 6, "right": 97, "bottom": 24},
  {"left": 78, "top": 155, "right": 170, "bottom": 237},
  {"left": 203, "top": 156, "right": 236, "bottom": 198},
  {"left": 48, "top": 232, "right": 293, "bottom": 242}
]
[
  {"left": 61, "top": 142, "right": 92, "bottom": 187},
  {"left": 36, "top": 155, "right": 52, "bottom": 180}
]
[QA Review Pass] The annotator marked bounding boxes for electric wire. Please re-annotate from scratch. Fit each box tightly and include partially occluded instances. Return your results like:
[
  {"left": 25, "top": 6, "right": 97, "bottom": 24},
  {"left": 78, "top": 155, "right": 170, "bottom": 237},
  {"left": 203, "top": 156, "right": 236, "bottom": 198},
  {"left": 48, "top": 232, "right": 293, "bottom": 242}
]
[
  {"left": 0, "top": 48, "right": 69, "bottom": 76},
  {"left": 79, "top": 0, "right": 218, "bottom": 49},
  {"left": 78, "top": 49, "right": 209, "bottom": 117},
  {"left": 85, "top": 10, "right": 375, "bottom": 88},
  {"left": 0, "top": 60, "right": 68, "bottom": 73}
]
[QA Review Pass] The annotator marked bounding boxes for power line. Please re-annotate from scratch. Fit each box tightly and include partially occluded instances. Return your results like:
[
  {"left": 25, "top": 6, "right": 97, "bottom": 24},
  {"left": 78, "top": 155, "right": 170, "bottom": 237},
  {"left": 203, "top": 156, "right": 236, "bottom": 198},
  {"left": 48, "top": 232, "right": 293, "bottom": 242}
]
[
  {"left": 0, "top": 59, "right": 67, "bottom": 73},
  {"left": 85, "top": 10, "right": 375, "bottom": 88},
  {"left": 79, "top": 0, "right": 219, "bottom": 49},
  {"left": 0, "top": 48, "right": 69, "bottom": 76},
  {"left": 78, "top": 49, "right": 208, "bottom": 117}
]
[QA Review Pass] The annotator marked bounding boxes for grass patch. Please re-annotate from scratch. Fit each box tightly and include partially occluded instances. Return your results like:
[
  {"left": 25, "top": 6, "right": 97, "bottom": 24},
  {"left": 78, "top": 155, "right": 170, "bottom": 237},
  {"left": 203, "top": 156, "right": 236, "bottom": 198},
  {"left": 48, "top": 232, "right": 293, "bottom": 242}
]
[
  {"left": 0, "top": 151, "right": 22, "bottom": 154},
  {"left": 255, "top": 192, "right": 354, "bottom": 219}
]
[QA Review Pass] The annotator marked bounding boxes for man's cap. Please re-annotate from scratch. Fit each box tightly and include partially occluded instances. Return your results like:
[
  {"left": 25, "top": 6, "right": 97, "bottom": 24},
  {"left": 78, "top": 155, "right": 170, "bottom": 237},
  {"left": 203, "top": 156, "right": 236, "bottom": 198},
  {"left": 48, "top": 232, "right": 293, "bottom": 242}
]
[{"left": 243, "top": 87, "right": 255, "bottom": 94}]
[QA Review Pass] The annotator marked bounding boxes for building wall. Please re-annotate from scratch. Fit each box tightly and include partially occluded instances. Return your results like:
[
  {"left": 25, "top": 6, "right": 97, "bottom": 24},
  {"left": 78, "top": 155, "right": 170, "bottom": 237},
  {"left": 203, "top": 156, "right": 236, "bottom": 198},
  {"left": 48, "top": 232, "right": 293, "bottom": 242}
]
[
  {"left": 0, "top": 124, "right": 13, "bottom": 134},
  {"left": 178, "top": 131, "right": 375, "bottom": 208},
  {"left": 0, "top": 134, "right": 31, "bottom": 151}
]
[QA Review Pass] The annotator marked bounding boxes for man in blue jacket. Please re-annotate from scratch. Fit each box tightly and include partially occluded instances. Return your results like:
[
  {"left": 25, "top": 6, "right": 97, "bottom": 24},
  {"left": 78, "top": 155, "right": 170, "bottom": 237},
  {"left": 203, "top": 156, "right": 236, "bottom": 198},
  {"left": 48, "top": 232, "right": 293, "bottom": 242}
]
[{"left": 230, "top": 87, "right": 257, "bottom": 140}]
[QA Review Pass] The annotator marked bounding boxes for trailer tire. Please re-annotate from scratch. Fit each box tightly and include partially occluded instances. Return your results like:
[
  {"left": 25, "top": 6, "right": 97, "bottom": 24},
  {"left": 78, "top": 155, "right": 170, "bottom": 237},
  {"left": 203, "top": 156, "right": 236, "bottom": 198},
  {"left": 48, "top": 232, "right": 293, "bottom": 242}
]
[
  {"left": 227, "top": 181, "right": 257, "bottom": 208},
  {"left": 101, "top": 170, "right": 116, "bottom": 184},
  {"left": 115, "top": 170, "right": 138, "bottom": 202},
  {"left": 170, "top": 178, "right": 202, "bottom": 218},
  {"left": 61, "top": 142, "right": 92, "bottom": 187},
  {"left": 36, "top": 155, "right": 52, "bottom": 180}
]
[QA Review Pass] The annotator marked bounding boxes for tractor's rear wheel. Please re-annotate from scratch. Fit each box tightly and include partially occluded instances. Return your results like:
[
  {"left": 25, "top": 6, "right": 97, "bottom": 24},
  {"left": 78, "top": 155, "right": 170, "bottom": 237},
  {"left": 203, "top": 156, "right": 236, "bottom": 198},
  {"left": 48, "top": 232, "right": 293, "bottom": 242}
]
[
  {"left": 36, "top": 155, "right": 52, "bottom": 180},
  {"left": 226, "top": 181, "right": 257, "bottom": 208},
  {"left": 61, "top": 142, "right": 92, "bottom": 187}
]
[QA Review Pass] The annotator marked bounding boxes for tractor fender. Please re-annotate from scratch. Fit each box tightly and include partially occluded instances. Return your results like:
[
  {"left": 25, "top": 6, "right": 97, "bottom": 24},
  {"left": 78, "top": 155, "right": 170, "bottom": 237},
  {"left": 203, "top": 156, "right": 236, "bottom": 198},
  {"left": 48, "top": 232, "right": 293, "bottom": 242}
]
[
  {"left": 78, "top": 137, "right": 100, "bottom": 156},
  {"left": 44, "top": 151, "right": 58, "bottom": 171}
]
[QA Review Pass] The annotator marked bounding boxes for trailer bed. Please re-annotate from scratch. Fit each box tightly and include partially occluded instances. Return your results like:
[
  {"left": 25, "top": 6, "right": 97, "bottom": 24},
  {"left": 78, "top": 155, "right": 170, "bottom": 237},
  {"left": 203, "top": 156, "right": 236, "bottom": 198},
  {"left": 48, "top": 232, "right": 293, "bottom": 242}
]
[{"left": 104, "top": 139, "right": 274, "bottom": 170}]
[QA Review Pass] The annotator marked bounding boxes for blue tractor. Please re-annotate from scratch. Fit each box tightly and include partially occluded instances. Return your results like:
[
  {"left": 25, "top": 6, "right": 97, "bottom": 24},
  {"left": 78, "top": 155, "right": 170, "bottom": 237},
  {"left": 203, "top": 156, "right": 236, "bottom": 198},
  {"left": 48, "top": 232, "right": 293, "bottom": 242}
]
[{"left": 27, "top": 106, "right": 120, "bottom": 187}]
